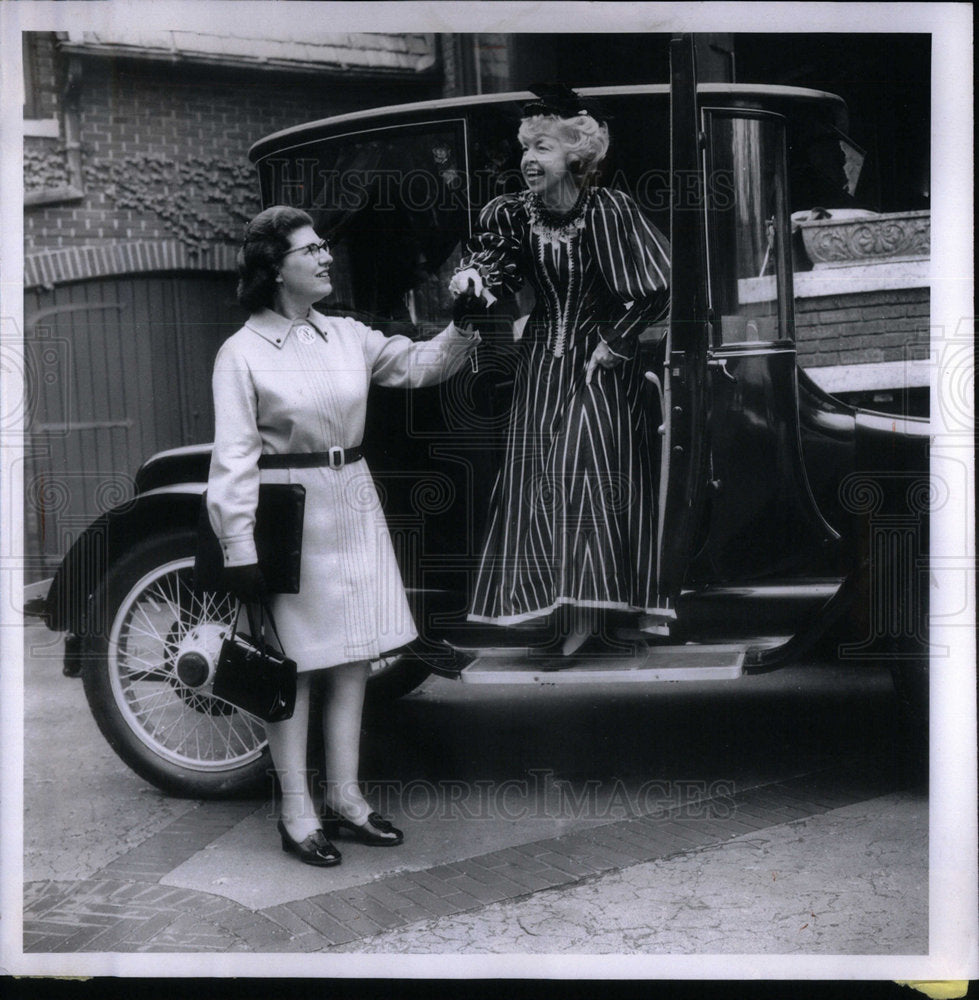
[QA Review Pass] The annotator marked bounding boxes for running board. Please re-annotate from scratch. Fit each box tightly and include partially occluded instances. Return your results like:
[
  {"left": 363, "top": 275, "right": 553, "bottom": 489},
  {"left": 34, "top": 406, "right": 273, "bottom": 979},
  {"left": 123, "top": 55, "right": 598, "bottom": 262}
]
[{"left": 458, "top": 644, "right": 746, "bottom": 685}]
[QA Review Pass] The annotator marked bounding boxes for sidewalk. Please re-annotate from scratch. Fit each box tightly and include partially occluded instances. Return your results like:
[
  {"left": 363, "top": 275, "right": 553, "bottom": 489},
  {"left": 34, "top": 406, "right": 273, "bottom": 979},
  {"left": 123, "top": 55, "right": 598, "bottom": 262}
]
[
  {"left": 22, "top": 767, "right": 926, "bottom": 954},
  {"left": 333, "top": 791, "right": 927, "bottom": 955}
]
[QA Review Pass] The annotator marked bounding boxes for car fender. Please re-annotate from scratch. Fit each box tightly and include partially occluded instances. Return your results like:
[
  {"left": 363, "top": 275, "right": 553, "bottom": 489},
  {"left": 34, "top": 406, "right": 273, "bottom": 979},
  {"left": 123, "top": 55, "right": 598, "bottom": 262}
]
[{"left": 43, "top": 485, "right": 204, "bottom": 635}]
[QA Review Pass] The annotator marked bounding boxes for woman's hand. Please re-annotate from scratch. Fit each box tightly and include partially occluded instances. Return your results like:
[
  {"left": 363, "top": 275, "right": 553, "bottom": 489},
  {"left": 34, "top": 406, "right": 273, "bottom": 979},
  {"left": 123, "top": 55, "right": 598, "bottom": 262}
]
[
  {"left": 448, "top": 268, "right": 486, "bottom": 299},
  {"left": 585, "top": 340, "right": 623, "bottom": 385},
  {"left": 450, "top": 273, "right": 489, "bottom": 333},
  {"left": 223, "top": 564, "right": 268, "bottom": 603}
]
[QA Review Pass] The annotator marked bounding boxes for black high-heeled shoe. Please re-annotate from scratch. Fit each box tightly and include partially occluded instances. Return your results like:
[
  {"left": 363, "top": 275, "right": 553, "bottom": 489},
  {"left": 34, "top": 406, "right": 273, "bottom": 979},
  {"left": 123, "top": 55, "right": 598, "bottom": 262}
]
[
  {"left": 277, "top": 820, "right": 342, "bottom": 866},
  {"left": 322, "top": 809, "right": 404, "bottom": 846}
]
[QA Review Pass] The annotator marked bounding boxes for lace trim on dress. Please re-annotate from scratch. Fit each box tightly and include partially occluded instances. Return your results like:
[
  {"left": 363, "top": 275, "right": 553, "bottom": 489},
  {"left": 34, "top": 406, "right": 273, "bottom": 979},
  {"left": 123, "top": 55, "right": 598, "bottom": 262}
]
[{"left": 522, "top": 187, "right": 592, "bottom": 248}]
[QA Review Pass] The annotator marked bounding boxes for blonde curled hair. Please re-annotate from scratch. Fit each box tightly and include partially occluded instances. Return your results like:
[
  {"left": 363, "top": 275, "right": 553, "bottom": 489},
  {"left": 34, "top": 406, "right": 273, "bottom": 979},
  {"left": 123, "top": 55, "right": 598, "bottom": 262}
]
[{"left": 518, "top": 113, "right": 610, "bottom": 179}]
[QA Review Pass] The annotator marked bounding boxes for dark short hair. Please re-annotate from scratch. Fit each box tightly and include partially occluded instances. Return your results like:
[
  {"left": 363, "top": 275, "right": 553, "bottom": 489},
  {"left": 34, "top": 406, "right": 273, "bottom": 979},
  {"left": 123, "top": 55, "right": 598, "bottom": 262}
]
[{"left": 236, "top": 206, "right": 315, "bottom": 312}]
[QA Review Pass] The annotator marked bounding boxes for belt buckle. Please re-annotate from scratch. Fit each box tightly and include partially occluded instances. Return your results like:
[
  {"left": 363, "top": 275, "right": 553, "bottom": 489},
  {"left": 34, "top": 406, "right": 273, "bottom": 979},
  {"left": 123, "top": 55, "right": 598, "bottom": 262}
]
[{"left": 328, "top": 446, "right": 344, "bottom": 469}]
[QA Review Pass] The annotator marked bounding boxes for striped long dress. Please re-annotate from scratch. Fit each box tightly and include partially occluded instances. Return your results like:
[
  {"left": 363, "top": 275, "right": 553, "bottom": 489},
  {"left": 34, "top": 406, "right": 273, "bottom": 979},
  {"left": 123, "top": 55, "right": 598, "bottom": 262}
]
[{"left": 462, "top": 187, "right": 671, "bottom": 625}]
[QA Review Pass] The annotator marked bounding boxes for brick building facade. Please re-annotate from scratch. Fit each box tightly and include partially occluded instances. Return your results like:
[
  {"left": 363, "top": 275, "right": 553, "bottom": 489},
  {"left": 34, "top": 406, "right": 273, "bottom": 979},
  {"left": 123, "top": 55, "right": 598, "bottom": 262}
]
[
  {"left": 797, "top": 288, "right": 929, "bottom": 414},
  {"left": 24, "top": 32, "right": 446, "bottom": 262},
  {"left": 797, "top": 288, "right": 929, "bottom": 368}
]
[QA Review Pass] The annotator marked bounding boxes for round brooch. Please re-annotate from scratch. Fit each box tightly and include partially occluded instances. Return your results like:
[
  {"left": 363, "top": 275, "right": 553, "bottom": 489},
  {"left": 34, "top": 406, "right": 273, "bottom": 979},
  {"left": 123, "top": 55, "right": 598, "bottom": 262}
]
[{"left": 296, "top": 325, "right": 316, "bottom": 344}]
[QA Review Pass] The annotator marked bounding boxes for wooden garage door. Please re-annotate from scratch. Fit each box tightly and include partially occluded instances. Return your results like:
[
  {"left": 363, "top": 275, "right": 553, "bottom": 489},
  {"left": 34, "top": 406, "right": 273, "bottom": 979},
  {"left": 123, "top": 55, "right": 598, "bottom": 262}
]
[{"left": 24, "top": 272, "right": 247, "bottom": 578}]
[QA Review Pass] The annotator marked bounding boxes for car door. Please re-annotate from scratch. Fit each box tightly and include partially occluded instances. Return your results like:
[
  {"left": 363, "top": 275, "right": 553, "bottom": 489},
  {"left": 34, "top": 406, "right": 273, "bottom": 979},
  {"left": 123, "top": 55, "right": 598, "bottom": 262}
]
[
  {"left": 651, "top": 35, "right": 714, "bottom": 622},
  {"left": 672, "top": 90, "right": 845, "bottom": 650},
  {"left": 693, "top": 105, "right": 843, "bottom": 587}
]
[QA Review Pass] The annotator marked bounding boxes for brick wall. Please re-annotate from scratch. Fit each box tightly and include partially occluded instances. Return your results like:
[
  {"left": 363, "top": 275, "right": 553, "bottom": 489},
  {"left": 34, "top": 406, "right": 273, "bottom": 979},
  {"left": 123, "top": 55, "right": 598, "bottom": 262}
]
[
  {"left": 25, "top": 43, "right": 444, "bottom": 265},
  {"left": 795, "top": 287, "right": 930, "bottom": 368}
]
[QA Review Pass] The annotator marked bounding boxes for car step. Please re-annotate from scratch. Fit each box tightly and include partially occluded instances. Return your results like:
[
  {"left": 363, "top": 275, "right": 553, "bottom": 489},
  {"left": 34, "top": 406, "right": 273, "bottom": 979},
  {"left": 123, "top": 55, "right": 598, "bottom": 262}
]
[{"left": 457, "top": 643, "right": 747, "bottom": 684}]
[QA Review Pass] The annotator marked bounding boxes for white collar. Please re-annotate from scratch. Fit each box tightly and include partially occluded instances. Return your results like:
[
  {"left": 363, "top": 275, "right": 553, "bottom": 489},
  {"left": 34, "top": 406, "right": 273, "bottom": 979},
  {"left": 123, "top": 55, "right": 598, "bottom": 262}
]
[{"left": 245, "top": 307, "right": 329, "bottom": 349}]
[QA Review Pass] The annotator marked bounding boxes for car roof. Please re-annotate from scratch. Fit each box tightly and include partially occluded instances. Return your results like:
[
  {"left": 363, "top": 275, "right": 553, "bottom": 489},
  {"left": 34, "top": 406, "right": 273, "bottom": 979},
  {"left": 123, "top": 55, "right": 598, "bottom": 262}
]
[{"left": 249, "top": 83, "right": 848, "bottom": 162}]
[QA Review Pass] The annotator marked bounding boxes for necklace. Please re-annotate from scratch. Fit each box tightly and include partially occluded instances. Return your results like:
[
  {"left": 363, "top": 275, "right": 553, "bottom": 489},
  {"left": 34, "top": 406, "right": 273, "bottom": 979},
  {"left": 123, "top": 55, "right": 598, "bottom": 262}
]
[{"left": 523, "top": 187, "right": 591, "bottom": 249}]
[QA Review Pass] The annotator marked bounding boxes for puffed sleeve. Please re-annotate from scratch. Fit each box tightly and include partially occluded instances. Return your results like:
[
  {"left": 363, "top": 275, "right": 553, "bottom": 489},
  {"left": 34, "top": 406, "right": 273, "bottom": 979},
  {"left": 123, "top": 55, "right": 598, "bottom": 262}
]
[
  {"left": 206, "top": 338, "right": 263, "bottom": 567},
  {"left": 356, "top": 319, "right": 480, "bottom": 389},
  {"left": 454, "top": 194, "right": 525, "bottom": 296},
  {"left": 590, "top": 189, "right": 671, "bottom": 357}
]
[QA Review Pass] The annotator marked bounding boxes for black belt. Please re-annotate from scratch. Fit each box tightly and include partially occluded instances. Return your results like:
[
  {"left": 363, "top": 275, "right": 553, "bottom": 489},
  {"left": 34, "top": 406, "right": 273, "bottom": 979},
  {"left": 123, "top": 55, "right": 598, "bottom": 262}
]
[{"left": 258, "top": 447, "right": 364, "bottom": 470}]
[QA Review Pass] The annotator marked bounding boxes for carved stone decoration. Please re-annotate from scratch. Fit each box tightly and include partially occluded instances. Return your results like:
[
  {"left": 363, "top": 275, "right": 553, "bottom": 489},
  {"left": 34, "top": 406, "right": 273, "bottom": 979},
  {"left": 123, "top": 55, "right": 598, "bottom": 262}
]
[{"left": 798, "top": 211, "right": 930, "bottom": 268}]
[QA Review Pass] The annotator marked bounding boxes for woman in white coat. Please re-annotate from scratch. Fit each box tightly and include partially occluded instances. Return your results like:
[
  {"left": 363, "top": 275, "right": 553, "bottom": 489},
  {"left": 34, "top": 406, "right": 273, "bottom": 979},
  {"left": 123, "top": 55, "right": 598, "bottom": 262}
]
[{"left": 207, "top": 206, "right": 478, "bottom": 866}]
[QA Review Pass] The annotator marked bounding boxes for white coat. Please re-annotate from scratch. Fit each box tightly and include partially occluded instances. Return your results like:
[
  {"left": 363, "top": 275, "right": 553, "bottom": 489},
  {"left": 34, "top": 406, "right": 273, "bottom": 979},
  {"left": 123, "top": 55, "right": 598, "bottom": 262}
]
[{"left": 207, "top": 307, "right": 477, "bottom": 671}]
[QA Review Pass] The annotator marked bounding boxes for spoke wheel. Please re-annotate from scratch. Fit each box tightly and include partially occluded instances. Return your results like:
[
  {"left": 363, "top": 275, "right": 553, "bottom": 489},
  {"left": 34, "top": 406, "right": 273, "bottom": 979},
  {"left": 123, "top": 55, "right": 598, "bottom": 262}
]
[{"left": 82, "top": 531, "right": 271, "bottom": 798}]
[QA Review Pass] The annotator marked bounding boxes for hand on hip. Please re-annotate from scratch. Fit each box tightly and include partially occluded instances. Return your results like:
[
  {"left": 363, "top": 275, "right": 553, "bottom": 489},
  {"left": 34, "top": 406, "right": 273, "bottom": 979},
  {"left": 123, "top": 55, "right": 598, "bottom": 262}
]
[{"left": 585, "top": 340, "right": 623, "bottom": 385}]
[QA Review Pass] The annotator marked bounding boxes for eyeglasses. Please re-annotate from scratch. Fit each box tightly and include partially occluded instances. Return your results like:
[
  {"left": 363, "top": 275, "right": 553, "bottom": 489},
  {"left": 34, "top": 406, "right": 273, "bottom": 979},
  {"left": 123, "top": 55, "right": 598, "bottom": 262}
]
[{"left": 283, "top": 240, "right": 330, "bottom": 258}]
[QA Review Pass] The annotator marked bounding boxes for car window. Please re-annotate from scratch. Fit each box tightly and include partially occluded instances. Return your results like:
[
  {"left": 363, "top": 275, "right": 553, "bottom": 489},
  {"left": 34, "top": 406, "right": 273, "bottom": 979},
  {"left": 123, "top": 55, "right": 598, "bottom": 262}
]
[{"left": 703, "top": 109, "right": 794, "bottom": 346}]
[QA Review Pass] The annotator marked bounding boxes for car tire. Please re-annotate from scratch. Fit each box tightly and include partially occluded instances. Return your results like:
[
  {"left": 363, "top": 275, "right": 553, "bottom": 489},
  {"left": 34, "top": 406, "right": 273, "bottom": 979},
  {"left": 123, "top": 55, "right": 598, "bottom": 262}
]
[
  {"left": 81, "top": 530, "right": 272, "bottom": 799},
  {"left": 80, "top": 530, "right": 432, "bottom": 797}
]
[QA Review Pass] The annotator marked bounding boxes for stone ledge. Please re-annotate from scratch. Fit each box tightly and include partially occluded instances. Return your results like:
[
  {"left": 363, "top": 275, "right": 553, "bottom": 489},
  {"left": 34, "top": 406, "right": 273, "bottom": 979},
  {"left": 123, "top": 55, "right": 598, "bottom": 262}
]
[
  {"left": 740, "top": 259, "right": 929, "bottom": 304},
  {"left": 803, "top": 359, "right": 932, "bottom": 392}
]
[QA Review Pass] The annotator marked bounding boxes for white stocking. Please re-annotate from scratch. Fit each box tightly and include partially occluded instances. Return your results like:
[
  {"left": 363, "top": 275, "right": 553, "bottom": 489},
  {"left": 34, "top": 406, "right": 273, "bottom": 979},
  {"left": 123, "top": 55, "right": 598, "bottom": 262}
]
[
  {"left": 264, "top": 672, "right": 319, "bottom": 840},
  {"left": 320, "top": 659, "right": 372, "bottom": 825}
]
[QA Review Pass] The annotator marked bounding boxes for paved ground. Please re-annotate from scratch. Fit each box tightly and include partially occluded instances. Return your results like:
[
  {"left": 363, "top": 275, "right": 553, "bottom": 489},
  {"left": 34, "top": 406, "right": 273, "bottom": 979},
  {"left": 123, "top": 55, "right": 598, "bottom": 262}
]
[
  {"left": 337, "top": 791, "right": 926, "bottom": 955},
  {"left": 20, "top": 622, "right": 929, "bottom": 959},
  {"left": 23, "top": 767, "right": 925, "bottom": 954}
]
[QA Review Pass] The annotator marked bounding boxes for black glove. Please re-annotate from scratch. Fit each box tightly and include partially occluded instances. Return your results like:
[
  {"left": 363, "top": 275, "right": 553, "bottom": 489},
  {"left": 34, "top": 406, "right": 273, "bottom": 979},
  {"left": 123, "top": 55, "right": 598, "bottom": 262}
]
[
  {"left": 452, "top": 279, "right": 488, "bottom": 331},
  {"left": 223, "top": 564, "right": 268, "bottom": 603}
]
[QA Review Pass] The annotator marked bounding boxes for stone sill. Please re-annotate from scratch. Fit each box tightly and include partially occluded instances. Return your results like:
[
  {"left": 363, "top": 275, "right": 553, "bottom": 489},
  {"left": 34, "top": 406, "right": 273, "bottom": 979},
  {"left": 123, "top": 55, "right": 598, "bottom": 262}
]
[
  {"left": 24, "top": 118, "right": 60, "bottom": 138},
  {"left": 797, "top": 209, "right": 930, "bottom": 267},
  {"left": 25, "top": 186, "right": 85, "bottom": 208},
  {"left": 804, "top": 358, "right": 932, "bottom": 392},
  {"left": 739, "top": 258, "right": 929, "bottom": 304}
]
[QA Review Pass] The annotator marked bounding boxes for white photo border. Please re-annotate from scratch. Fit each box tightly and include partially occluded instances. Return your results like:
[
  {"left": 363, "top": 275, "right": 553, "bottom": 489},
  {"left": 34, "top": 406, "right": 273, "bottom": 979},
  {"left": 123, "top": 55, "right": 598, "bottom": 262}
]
[{"left": 1, "top": 0, "right": 975, "bottom": 981}]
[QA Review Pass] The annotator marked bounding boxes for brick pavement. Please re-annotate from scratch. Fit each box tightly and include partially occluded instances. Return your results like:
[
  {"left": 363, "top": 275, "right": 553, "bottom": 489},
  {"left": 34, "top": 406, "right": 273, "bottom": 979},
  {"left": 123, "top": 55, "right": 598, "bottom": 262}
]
[{"left": 22, "top": 762, "right": 903, "bottom": 953}]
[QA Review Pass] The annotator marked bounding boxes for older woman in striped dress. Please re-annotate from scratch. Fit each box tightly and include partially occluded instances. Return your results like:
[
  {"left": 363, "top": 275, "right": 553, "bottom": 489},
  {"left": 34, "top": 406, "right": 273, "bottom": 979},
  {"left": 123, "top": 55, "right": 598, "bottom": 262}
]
[{"left": 450, "top": 100, "right": 671, "bottom": 657}]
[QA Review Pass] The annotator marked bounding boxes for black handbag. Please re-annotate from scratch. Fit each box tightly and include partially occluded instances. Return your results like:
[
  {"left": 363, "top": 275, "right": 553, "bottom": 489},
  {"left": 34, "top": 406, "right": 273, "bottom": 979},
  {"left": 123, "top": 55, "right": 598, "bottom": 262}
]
[
  {"left": 212, "top": 602, "right": 297, "bottom": 723},
  {"left": 195, "top": 484, "right": 306, "bottom": 594}
]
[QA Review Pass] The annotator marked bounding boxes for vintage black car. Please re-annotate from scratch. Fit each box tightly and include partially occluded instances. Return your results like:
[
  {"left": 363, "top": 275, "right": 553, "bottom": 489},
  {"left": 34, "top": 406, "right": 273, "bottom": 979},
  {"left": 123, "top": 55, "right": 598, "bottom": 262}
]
[{"left": 30, "top": 42, "right": 930, "bottom": 797}]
